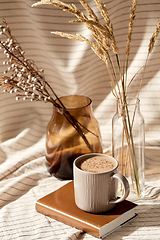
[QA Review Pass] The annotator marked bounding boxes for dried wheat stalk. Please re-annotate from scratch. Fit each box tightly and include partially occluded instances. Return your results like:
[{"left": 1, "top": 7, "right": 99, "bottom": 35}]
[{"left": 32, "top": 0, "right": 160, "bottom": 101}]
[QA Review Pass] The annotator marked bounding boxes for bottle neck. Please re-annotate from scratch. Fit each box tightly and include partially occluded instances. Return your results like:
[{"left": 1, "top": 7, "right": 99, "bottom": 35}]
[{"left": 116, "top": 98, "right": 140, "bottom": 117}]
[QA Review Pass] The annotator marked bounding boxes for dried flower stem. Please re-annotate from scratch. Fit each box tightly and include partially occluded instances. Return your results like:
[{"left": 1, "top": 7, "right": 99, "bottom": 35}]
[{"left": 0, "top": 19, "right": 97, "bottom": 153}]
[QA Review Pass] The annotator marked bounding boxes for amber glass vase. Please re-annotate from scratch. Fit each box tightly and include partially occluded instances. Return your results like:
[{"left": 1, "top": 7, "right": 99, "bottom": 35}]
[{"left": 46, "top": 95, "right": 103, "bottom": 180}]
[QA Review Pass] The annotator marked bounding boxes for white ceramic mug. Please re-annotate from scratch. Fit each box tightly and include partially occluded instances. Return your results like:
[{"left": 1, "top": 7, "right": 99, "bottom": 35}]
[{"left": 73, "top": 153, "right": 130, "bottom": 213}]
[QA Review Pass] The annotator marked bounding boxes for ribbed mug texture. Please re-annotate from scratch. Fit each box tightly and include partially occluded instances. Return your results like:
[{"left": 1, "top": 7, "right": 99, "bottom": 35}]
[{"left": 73, "top": 153, "right": 118, "bottom": 213}]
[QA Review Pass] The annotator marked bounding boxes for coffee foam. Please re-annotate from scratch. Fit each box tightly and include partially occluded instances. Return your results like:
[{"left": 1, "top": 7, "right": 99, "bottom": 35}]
[{"left": 79, "top": 156, "right": 116, "bottom": 173}]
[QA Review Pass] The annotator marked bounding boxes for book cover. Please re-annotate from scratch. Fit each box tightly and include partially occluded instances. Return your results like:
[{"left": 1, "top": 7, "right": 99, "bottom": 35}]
[{"left": 35, "top": 181, "right": 137, "bottom": 239}]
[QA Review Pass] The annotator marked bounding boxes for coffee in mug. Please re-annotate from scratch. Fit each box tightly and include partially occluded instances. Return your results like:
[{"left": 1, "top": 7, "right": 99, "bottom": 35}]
[
  {"left": 78, "top": 155, "right": 117, "bottom": 173},
  {"left": 73, "top": 153, "right": 130, "bottom": 213}
]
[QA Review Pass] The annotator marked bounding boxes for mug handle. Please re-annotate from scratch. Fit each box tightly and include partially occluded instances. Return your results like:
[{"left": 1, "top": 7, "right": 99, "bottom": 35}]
[{"left": 109, "top": 173, "right": 130, "bottom": 204}]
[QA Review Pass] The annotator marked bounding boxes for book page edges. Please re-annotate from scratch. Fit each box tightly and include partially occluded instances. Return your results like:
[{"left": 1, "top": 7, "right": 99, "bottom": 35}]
[
  {"left": 101, "top": 213, "right": 138, "bottom": 239},
  {"left": 100, "top": 208, "right": 136, "bottom": 238}
]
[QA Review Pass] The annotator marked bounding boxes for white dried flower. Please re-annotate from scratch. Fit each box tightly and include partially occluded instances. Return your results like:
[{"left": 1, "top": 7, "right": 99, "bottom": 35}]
[{"left": 17, "top": 73, "right": 22, "bottom": 78}]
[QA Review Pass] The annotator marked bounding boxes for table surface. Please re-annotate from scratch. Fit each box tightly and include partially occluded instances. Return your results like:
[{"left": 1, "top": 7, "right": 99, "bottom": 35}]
[{"left": 0, "top": 151, "right": 160, "bottom": 240}]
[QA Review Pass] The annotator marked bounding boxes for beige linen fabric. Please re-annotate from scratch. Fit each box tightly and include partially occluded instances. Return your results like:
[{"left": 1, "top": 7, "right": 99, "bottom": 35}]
[{"left": 0, "top": 0, "right": 160, "bottom": 239}]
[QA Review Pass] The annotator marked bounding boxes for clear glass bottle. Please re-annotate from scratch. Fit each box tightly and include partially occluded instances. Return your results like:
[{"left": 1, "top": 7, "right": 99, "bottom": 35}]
[
  {"left": 112, "top": 97, "right": 145, "bottom": 200},
  {"left": 46, "top": 95, "right": 103, "bottom": 180}
]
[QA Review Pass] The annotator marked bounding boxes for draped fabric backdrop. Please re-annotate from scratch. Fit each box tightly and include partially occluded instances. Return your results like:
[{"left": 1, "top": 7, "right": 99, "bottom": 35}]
[{"left": 0, "top": 0, "right": 160, "bottom": 239}]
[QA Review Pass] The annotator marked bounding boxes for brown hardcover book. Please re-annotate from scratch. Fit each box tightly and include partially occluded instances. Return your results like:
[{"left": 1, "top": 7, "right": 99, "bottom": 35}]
[{"left": 35, "top": 181, "right": 137, "bottom": 239}]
